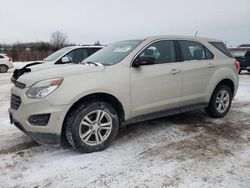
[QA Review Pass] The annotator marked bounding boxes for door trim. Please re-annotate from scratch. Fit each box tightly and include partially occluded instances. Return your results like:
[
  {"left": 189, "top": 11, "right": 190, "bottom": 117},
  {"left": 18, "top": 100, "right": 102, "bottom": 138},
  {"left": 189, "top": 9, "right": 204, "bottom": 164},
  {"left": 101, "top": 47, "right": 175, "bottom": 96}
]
[{"left": 125, "top": 102, "right": 208, "bottom": 125}]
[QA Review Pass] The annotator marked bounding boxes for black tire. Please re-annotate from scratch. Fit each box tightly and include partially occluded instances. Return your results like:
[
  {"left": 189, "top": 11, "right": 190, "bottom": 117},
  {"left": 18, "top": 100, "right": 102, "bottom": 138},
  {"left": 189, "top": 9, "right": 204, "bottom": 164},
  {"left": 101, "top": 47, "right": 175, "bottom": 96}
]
[
  {"left": 205, "top": 85, "right": 232, "bottom": 118},
  {"left": 65, "top": 99, "right": 119, "bottom": 153},
  {"left": 0, "top": 65, "right": 8, "bottom": 73},
  {"left": 238, "top": 69, "right": 241, "bottom": 74}
]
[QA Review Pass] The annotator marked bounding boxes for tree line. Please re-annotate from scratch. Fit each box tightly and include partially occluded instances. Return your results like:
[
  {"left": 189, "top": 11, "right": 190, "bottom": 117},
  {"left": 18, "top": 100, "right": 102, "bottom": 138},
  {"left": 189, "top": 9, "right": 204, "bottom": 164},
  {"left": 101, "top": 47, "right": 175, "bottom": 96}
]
[{"left": 0, "top": 31, "right": 101, "bottom": 61}]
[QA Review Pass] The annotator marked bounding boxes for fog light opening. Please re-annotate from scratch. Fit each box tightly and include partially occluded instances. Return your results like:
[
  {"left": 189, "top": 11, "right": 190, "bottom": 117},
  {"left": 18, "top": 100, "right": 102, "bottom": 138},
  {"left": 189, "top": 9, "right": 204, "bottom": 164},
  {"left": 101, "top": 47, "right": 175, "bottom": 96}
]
[{"left": 28, "top": 114, "right": 51, "bottom": 126}]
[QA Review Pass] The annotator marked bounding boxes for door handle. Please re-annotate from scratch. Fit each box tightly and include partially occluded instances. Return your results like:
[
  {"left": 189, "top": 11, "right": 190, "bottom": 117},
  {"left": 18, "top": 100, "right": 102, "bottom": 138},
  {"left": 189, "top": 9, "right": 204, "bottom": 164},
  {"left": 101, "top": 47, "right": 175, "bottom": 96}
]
[
  {"left": 170, "top": 69, "right": 181, "bottom": 75},
  {"left": 208, "top": 63, "right": 215, "bottom": 68}
]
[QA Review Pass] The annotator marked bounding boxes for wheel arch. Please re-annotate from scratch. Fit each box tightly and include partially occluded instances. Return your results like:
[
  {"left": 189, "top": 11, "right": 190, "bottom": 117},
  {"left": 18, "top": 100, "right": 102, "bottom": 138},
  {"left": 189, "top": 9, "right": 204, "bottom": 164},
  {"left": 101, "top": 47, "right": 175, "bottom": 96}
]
[
  {"left": 208, "top": 78, "right": 235, "bottom": 105},
  {"left": 60, "top": 92, "right": 125, "bottom": 146},
  {"left": 215, "top": 78, "right": 235, "bottom": 95}
]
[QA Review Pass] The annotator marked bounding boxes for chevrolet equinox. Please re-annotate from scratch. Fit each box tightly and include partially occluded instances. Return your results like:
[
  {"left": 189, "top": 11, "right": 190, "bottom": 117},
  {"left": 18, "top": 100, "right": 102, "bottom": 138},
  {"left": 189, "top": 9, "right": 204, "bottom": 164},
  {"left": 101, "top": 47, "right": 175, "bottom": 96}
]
[{"left": 9, "top": 36, "right": 239, "bottom": 153}]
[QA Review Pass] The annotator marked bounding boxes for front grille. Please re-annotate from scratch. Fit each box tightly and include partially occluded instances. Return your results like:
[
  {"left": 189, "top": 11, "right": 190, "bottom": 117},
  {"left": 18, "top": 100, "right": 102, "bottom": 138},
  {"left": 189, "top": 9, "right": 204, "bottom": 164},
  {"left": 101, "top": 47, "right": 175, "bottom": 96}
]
[
  {"left": 14, "top": 81, "right": 26, "bottom": 89},
  {"left": 10, "top": 94, "right": 21, "bottom": 110}
]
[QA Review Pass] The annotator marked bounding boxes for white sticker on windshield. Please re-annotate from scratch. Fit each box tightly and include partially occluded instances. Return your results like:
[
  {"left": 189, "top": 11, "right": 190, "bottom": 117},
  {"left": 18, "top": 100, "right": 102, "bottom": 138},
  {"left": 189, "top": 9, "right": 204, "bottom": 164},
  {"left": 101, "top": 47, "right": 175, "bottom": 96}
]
[{"left": 114, "top": 46, "right": 131, "bottom": 53}]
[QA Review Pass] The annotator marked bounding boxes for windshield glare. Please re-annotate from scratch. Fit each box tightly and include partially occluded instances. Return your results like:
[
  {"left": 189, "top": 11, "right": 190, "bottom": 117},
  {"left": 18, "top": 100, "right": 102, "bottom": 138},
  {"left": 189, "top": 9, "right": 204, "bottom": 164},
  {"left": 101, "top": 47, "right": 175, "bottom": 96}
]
[
  {"left": 44, "top": 47, "right": 72, "bottom": 61},
  {"left": 83, "top": 40, "right": 142, "bottom": 65}
]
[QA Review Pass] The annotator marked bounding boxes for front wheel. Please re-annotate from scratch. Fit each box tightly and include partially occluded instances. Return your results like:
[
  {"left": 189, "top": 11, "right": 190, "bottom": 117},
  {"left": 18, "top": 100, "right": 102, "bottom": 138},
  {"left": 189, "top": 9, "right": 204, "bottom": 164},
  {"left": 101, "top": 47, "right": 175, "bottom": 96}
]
[
  {"left": 206, "top": 85, "right": 232, "bottom": 118},
  {"left": 0, "top": 65, "right": 8, "bottom": 73},
  {"left": 65, "top": 100, "right": 119, "bottom": 153}
]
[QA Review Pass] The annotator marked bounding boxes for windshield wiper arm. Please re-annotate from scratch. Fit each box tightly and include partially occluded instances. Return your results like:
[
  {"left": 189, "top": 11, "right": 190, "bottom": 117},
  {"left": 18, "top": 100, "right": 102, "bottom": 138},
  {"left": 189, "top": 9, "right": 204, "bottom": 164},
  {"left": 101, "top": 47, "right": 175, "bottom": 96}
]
[{"left": 83, "top": 61, "right": 99, "bottom": 66}]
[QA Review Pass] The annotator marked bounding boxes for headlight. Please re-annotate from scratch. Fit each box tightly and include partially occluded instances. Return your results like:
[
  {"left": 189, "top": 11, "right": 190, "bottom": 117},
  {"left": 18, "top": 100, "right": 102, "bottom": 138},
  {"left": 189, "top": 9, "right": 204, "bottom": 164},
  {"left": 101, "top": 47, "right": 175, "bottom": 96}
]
[{"left": 26, "top": 78, "right": 63, "bottom": 99}]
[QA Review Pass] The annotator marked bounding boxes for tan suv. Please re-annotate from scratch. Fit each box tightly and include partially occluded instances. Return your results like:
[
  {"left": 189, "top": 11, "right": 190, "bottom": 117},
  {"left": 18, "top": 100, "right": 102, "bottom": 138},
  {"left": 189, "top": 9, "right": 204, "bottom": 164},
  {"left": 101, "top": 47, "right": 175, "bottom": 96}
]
[{"left": 9, "top": 36, "right": 239, "bottom": 153}]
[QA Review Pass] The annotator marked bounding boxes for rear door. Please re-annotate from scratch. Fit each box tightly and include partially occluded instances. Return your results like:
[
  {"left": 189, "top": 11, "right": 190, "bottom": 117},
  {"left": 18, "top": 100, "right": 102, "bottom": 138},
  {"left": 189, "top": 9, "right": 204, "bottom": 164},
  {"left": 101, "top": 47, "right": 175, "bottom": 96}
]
[{"left": 178, "top": 40, "right": 215, "bottom": 106}]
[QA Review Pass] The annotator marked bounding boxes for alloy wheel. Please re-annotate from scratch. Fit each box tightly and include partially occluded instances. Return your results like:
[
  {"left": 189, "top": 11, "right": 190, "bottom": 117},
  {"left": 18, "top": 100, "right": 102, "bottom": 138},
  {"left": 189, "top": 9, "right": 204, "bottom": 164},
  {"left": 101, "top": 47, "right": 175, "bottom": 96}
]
[
  {"left": 215, "top": 89, "right": 230, "bottom": 113},
  {"left": 79, "top": 110, "right": 112, "bottom": 146}
]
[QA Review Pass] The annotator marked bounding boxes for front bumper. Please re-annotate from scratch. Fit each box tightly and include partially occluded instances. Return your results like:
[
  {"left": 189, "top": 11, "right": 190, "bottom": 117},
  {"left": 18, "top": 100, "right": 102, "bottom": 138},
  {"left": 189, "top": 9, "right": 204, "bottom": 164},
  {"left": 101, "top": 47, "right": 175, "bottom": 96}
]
[
  {"left": 9, "top": 86, "right": 70, "bottom": 145},
  {"left": 9, "top": 112, "right": 61, "bottom": 144}
]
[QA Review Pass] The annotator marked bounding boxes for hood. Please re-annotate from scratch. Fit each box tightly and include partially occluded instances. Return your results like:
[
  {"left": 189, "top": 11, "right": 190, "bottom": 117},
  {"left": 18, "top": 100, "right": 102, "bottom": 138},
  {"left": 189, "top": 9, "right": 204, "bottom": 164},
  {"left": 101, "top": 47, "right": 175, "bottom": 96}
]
[
  {"left": 28, "top": 61, "right": 59, "bottom": 71},
  {"left": 18, "top": 63, "right": 105, "bottom": 87},
  {"left": 11, "top": 61, "right": 54, "bottom": 83}
]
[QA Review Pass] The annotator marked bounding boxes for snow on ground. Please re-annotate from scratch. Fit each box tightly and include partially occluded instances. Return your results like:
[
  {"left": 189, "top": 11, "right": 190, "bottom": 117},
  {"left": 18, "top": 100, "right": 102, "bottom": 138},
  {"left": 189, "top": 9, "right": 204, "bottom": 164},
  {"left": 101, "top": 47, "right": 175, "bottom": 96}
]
[{"left": 0, "top": 67, "right": 250, "bottom": 188}]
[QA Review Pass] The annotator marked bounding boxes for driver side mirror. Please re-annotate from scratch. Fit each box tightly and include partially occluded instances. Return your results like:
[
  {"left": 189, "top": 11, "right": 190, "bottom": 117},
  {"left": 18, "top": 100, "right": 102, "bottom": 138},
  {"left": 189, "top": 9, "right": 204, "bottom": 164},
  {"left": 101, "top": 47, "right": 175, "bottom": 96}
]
[
  {"left": 61, "top": 56, "right": 71, "bottom": 64},
  {"left": 132, "top": 56, "right": 155, "bottom": 67}
]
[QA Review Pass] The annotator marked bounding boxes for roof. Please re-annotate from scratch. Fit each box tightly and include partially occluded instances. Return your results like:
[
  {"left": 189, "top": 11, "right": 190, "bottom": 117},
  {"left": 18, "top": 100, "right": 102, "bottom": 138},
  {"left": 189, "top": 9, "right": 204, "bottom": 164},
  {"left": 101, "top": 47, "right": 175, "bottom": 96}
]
[
  {"left": 143, "top": 35, "right": 222, "bottom": 42},
  {"left": 63, "top": 45, "right": 105, "bottom": 50}
]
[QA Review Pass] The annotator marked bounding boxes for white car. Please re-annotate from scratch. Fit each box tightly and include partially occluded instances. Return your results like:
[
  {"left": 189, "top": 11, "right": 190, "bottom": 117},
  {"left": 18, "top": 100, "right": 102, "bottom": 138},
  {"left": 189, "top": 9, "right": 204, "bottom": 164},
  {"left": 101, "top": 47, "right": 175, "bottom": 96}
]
[
  {"left": 9, "top": 36, "right": 239, "bottom": 153},
  {"left": 0, "top": 53, "right": 14, "bottom": 73},
  {"left": 11, "top": 45, "right": 104, "bottom": 82}
]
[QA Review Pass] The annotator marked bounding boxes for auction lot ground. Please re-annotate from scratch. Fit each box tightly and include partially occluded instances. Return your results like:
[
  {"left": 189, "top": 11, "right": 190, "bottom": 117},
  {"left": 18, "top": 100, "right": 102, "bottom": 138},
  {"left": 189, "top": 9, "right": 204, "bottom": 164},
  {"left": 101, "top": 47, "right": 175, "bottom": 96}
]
[{"left": 0, "top": 67, "right": 250, "bottom": 188}]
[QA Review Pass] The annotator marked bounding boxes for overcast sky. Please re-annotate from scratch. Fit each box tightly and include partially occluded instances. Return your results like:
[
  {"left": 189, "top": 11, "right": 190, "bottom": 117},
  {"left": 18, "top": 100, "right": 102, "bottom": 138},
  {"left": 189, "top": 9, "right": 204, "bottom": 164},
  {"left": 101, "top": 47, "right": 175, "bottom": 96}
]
[{"left": 0, "top": 0, "right": 249, "bottom": 46}]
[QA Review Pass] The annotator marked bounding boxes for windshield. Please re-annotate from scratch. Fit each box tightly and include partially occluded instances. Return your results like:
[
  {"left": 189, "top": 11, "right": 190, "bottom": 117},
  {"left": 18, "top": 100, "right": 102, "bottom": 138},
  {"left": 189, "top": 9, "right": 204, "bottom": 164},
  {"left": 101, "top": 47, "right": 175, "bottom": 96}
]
[
  {"left": 44, "top": 47, "right": 73, "bottom": 61},
  {"left": 83, "top": 40, "right": 142, "bottom": 65}
]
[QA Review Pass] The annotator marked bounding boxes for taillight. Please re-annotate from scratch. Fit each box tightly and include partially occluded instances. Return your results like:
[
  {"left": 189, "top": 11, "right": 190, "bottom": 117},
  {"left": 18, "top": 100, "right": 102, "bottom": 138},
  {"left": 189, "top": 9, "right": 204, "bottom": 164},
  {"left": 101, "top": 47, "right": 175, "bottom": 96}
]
[
  {"left": 234, "top": 60, "right": 240, "bottom": 72},
  {"left": 7, "top": 55, "right": 13, "bottom": 62}
]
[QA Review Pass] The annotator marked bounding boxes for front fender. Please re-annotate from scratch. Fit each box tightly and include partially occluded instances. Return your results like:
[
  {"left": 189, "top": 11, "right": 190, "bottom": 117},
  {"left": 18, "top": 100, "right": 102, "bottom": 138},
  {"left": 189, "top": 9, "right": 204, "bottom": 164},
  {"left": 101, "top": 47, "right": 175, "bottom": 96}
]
[{"left": 45, "top": 65, "right": 131, "bottom": 119}]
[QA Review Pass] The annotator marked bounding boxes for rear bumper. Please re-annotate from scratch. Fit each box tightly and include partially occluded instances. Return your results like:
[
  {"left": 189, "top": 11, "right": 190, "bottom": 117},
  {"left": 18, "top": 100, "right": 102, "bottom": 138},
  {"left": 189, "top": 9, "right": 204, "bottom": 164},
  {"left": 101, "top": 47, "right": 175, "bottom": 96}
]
[
  {"left": 9, "top": 111, "right": 61, "bottom": 145},
  {"left": 240, "top": 66, "right": 250, "bottom": 70},
  {"left": 9, "top": 64, "right": 14, "bottom": 69}
]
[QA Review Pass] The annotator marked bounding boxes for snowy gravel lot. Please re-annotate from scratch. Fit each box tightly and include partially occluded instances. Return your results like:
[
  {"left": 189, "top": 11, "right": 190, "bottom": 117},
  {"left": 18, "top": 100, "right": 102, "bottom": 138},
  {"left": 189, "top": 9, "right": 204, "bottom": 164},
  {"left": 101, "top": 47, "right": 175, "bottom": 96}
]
[{"left": 0, "top": 66, "right": 250, "bottom": 188}]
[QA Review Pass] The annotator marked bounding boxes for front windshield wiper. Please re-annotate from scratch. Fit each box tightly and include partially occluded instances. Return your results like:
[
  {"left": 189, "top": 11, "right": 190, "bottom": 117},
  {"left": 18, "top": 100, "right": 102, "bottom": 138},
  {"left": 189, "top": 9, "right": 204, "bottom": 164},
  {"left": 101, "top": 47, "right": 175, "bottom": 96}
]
[{"left": 82, "top": 61, "right": 99, "bottom": 66}]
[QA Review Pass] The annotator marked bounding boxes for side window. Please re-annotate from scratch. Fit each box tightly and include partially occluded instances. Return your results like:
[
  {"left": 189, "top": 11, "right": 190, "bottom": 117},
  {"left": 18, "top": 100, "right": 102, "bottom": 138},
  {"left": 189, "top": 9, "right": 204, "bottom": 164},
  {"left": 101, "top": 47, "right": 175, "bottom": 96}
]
[
  {"left": 0, "top": 55, "right": 4, "bottom": 59},
  {"left": 139, "top": 40, "right": 176, "bottom": 64},
  {"left": 179, "top": 41, "right": 214, "bottom": 61},
  {"left": 65, "top": 48, "right": 88, "bottom": 63},
  {"left": 88, "top": 48, "right": 102, "bottom": 56},
  {"left": 205, "top": 47, "right": 214, "bottom": 59},
  {"left": 209, "top": 42, "right": 233, "bottom": 58}
]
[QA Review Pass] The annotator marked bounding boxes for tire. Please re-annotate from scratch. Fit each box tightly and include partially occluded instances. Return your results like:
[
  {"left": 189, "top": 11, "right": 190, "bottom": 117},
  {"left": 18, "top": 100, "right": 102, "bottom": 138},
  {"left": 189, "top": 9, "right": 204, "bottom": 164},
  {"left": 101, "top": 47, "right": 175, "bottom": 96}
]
[
  {"left": 206, "top": 85, "right": 232, "bottom": 118},
  {"left": 248, "top": 70, "right": 250, "bottom": 73},
  {"left": 65, "top": 99, "right": 119, "bottom": 153},
  {"left": 238, "top": 69, "right": 241, "bottom": 74},
  {"left": 0, "top": 65, "right": 8, "bottom": 73}
]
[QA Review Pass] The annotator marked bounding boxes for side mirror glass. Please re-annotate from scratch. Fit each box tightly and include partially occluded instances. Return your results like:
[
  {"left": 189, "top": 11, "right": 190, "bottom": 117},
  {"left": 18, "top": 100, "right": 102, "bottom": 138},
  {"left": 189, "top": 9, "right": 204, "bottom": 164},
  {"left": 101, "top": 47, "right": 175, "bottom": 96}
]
[{"left": 133, "top": 56, "right": 155, "bottom": 67}]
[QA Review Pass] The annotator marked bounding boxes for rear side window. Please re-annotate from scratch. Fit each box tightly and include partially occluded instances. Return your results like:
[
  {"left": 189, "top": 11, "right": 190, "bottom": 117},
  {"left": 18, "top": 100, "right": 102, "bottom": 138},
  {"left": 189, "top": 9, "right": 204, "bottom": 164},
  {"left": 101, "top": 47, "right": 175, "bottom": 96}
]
[
  {"left": 179, "top": 40, "right": 214, "bottom": 61},
  {"left": 0, "top": 55, "right": 4, "bottom": 59},
  {"left": 209, "top": 42, "right": 233, "bottom": 58}
]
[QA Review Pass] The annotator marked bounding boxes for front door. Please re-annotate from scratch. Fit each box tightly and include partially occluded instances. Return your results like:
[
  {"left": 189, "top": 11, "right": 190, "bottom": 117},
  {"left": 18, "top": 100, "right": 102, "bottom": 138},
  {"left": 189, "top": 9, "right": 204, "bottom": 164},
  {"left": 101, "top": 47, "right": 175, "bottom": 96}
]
[{"left": 130, "top": 40, "right": 182, "bottom": 117}]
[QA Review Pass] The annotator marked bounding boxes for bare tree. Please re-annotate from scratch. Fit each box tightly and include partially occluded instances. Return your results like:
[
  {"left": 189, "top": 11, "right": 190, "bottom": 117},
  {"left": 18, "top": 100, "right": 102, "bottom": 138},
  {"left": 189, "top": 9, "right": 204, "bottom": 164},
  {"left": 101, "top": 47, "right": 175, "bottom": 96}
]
[
  {"left": 50, "top": 31, "right": 68, "bottom": 50},
  {"left": 94, "top": 41, "right": 101, "bottom": 46}
]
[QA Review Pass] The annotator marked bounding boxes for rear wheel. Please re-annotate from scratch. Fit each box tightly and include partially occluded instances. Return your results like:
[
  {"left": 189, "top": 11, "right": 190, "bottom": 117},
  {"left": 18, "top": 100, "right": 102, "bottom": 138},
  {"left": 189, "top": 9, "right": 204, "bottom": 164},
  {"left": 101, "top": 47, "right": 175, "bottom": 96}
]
[
  {"left": 206, "top": 85, "right": 232, "bottom": 118},
  {"left": 0, "top": 65, "right": 8, "bottom": 73},
  {"left": 65, "top": 100, "right": 119, "bottom": 153}
]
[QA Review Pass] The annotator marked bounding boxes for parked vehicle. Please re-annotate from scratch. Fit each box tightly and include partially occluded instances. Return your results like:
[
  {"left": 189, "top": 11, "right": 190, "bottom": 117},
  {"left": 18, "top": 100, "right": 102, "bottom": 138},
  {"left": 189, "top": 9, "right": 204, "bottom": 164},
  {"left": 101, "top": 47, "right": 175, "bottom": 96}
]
[
  {"left": 9, "top": 36, "right": 239, "bottom": 153},
  {"left": 11, "top": 45, "right": 104, "bottom": 83},
  {"left": 0, "top": 53, "right": 14, "bottom": 73},
  {"left": 235, "top": 51, "right": 250, "bottom": 73}
]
